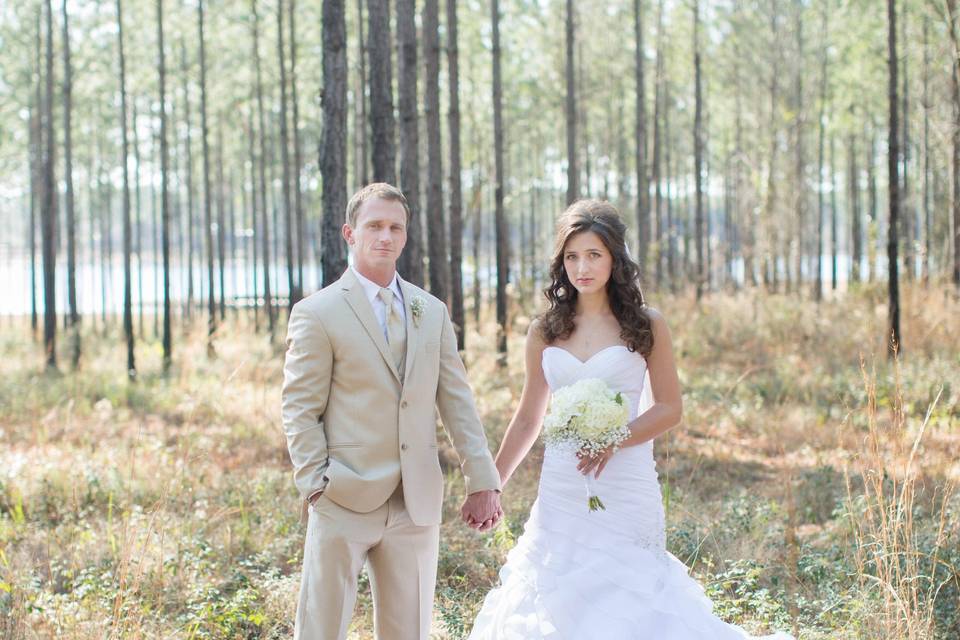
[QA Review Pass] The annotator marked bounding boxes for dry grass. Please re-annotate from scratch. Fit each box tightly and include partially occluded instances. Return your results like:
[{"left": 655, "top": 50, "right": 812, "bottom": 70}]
[{"left": 0, "top": 282, "right": 957, "bottom": 639}]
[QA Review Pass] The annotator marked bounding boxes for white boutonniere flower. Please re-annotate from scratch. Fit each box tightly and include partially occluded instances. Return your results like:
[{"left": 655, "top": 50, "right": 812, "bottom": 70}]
[{"left": 411, "top": 296, "right": 426, "bottom": 327}]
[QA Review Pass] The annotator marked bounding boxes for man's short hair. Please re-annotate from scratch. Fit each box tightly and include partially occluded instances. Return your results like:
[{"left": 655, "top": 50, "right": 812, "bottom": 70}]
[{"left": 345, "top": 183, "right": 411, "bottom": 227}]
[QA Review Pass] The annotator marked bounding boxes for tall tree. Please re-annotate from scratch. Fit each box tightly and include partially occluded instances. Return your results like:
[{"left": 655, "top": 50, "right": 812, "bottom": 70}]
[
  {"left": 424, "top": 0, "right": 448, "bottom": 303},
  {"left": 396, "top": 0, "right": 423, "bottom": 285},
  {"left": 277, "top": 0, "right": 297, "bottom": 307},
  {"left": 40, "top": 0, "right": 57, "bottom": 370},
  {"left": 30, "top": 11, "right": 41, "bottom": 336},
  {"left": 635, "top": 0, "right": 649, "bottom": 276},
  {"left": 181, "top": 41, "right": 196, "bottom": 320},
  {"left": 367, "top": 0, "right": 396, "bottom": 183},
  {"left": 448, "top": 0, "right": 465, "bottom": 349},
  {"left": 252, "top": 0, "right": 274, "bottom": 333},
  {"left": 887, "top": 0, "right": 901, "bottom": 354},
  {"left": 198, "top": 0, "right": 216, "bottom": 354},
  {"left": 565, "top": 0, "right": 577, "bottom": 204},
  {"left": 62, "top": 0, "right": 79, "bottom": 368},
  {"left": 355, "top": 0, "right": 369, "bottom": 186},
  {"left": 793, "top": 0, "right": 806, "bottom": 293},
  {"left": 947, "top": 0, "right": 960, "bottom": 291},
  {"left": 652, "top": 0, "right": 666, "bottom": 289},
  {"left": 815, "top": 7, "right": 828, "bottom": 302},
  {"left": 693, "top": 0, "right": 705, "bottom": 300},
  {"left": 922, "top": 14, "right": 931, "bottom": 284},
  {"left": 289, "top": 0, "right": 305, "bottom": 296},
  {"left": 321, "top": 0, "right": 348, "bottom": 287},
  {"left": 492, "top": 0, "right": 508, "bottom": 357},
  {"left": 157, "top": 0, "right": 172, "bottom": 371},
  {"left": 117, "top": 0, "right": 136, "bottom": 379},
  {"left": 850, "top": 129, "right": 862, "bottom": 283}
]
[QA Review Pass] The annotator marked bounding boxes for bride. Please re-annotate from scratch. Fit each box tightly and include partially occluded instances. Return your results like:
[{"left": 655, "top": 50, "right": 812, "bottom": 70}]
[{"left": 468, "top": 200, "right": 793, "bottom": 639}]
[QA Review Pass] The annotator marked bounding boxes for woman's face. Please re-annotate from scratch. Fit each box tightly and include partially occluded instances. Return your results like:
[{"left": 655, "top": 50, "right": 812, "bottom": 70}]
[{"left": 562, "top": 230, "right": 613, "bottom": 296}]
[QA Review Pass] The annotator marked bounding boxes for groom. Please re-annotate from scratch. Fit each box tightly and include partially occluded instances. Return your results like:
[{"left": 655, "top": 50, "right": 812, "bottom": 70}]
[{"left": 282, "top": 182, "right": 503, "bottom": 640}]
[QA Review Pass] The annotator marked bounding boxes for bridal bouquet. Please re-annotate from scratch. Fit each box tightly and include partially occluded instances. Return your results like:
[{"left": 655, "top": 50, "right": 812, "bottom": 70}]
[{"left": 542, "top": 378, "right": 631, "bottom": 511}]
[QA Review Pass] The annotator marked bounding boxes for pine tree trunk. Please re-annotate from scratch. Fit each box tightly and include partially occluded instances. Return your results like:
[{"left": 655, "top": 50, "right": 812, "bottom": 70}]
[
  {"left": 252, "top": 0, "right": 274, "bottom": 333},
  {"left": 830, "top": 135, "right": 838, "bottom": 292},
  {"left": 198, "top": 0, "right": 216, "bottom": 355},
  {"left": 693, "top": 0, "right": 705, "bottom": 300},
  {"left": 947, "top": 0, "right": 960, "bottom": 291},
  {"left": 565, "top": 0, "right": 577, "bottom": 205},
  {"left": 321, "top": 0, "right": 348, "bottom": 287},
  {"left": 62, "top": 0, "right": 79, "bottom": 367},
  {"left": 157, "top": 0, "right": 172, "bottom": 370},
  {"left": 492, "top": 0, "right": 508, "bottom": 358},
  {"left": 41, "top": 0, "right": 57, "bottom": 370},
  {"left": 887, "top": 0, "right": 902, "bottom": 354},
  {"left": 396, "top": 0, "right": 423, "bottom": 285},
  {"left": 652, "top": 1, "right": 665, "bottom": 289},
  {"left": 30, "top": 11, "right": 41, "bottom": 337},
  {"left": 794, "top": 0, "right": 805, "bottom": 293},
  {"left": 635, "top": 0, "right": 649, "bottom": 276},
  {"left": 216, "top": 121, "right": 226, "bottom": 321},
  {"left": 424, "top": 0, "right": 448, "bottom": 304},
  {"left": 850, "top": 132, "right": 862, "bottom": 283},
  {"left": 246, "top": 103, "right": 260, "bottom": 328},
  {"left": 182, "top": 41, "right": 196, "bottom": 320},
  {"left": 447, "top": 0, "right": 465, "bottom": 350},
  {"left": 277, "top": 0, "right": 297, "bottom": 308},
  {"left": 117, "top": 0, "right": 136, "bottom": 378},
  {"left": 367, "top": 0, "right": 396, "bottom": 184},
  {"left": 355, "top": 0, "right": 369, "bottom": 186},
  {"left": 922, "top": 15, "right": 931, "bottom": 284},
  {"left": 289, "top": 0, "right": 304, "bottom": 296}
]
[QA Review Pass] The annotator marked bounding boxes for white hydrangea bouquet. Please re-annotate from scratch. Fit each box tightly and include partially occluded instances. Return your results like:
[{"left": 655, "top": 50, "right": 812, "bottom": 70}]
[{"left": 542, "top": 378, "right": 631, "bottom": 511}]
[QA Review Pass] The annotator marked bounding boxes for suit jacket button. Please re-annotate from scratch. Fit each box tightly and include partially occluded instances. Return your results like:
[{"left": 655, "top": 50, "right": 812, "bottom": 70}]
[
  {"left": 401, "top": 443, "right": 408, "bottom": 451},
  {"left": 401, "top": 400, "right": 408, "bottom": 408}
]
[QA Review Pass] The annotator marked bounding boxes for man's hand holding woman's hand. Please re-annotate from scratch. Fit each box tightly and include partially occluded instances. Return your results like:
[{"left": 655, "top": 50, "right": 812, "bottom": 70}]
[{"left": 460, "top": 490, "right": 503, "bottom": 532}]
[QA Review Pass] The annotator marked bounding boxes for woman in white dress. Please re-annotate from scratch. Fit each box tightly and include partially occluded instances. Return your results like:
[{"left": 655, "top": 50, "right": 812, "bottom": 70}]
[{"left": 468, "top": 200, "right": 793, "bottom": 639}]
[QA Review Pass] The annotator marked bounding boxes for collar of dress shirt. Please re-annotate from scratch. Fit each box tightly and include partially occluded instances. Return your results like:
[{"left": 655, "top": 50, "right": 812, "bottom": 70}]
[{"left": 351, "top": 266, "right": 403, "bottom": 308}]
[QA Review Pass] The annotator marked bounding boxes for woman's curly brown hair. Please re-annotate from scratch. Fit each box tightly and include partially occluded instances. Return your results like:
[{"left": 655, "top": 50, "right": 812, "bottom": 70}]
[{"left": 539, "top": 199, "right": 654, "bottom": 358}]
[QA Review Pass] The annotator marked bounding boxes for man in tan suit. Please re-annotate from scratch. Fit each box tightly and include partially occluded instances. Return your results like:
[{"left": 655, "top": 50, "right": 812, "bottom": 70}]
[{"left": 282, "top": 183, "right": 502, "bottom": 640}]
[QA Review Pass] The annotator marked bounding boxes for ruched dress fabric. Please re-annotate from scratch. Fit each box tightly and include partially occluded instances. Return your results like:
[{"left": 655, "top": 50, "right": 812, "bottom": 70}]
[{"left": 468, "top": 345, "right": 794, "bottom": 640}]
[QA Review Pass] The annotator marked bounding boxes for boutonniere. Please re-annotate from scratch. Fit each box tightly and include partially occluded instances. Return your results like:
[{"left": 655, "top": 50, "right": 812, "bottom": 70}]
[{"left": 411, "top": 296, "right": 426, "bottom": 327}]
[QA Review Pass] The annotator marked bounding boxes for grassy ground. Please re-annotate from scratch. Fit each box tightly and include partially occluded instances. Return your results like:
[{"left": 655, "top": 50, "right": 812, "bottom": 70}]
[{"left": 1, "top": 282, "right": 958, "bottom": 639}]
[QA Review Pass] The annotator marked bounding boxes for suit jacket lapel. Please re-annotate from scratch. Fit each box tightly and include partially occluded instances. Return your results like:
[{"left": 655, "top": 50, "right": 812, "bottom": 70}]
[
  {"left": 340, "top": 269, "right": 402, "bottom": 384},
  {"left": 398, "top": 276, "right": 420, "bottom": 385}
]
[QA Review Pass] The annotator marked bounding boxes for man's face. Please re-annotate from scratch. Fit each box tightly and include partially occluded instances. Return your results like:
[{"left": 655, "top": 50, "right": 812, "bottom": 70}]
[{"left": 342, "top": 197, "right": 408, "bottom": 273}]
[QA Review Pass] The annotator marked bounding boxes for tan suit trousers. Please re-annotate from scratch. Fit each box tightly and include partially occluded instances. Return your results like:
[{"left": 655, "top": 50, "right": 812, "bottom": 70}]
[{"left": 294, "top": 483, "right": 440, "bottom": 640}]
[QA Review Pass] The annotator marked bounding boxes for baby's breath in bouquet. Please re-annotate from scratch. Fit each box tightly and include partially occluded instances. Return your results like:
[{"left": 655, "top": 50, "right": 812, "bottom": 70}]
[{"left": 542, "top": 378, "right": 631, "bottom": 511}]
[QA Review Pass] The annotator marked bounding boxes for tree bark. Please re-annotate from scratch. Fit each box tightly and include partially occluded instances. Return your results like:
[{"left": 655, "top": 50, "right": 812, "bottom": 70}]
[
  {"left": 693, "top": 0, "right": 705, "bottom": 300},
  {"left": 424, "top": 0, "right": 448, "bottom": 304},
  {"left": 367, "top": 0, "right": 396, "bottom": 184},
  {"left": 289, "top": 0, "right": 304, "bottom": 295},
  {"left": 635, "top": 0, "right": 649, "bottom": 276},
  {"left": 492, "top": 0, "right": 508, "bottom": 358},
  {"left": 321, "top": 0, "right": 348, "bottom": 287},
  {"left": 62, "top": 0, "right": 79, "bottom": 367},
  {"left": 157, "top": 0, "right": 172, "bottom": 371},
  {"left": 252, "top": 0, "right": 274, "bottom": 333},
  {"left": 198, "top": 0, "right": 216, "bottom": 355},
  {"left": 849, "top": 131, "right": 862, "bottom": 283},
  {"left": 794, "top": 0, "right": 805, "bottom": 293},
  {"left": 448, "top": 0, "right": 465, "bottom": 349},
  {"left": 277, "top": 0, "right": 297, "bottom": 308},
  {"left": 181, "top": 41, "right": 196, "bottom": 320},
  {"left": 396, "top": 0, "right": 423, "bottom": 285},
  {"left": 41, "top": 0, "right": 58, "bottom": 370},
  {"left": 947, "top": 0, "right": 960, "bottom": 291},
  {"left": 887, "top": 0, "right": 902, "bottom": 354},
  {"left": 118, "top": 0, "right": 136, "bottom": 378},
  {"left": 565, "top": 0, "right": 577, "bottom": 204}
]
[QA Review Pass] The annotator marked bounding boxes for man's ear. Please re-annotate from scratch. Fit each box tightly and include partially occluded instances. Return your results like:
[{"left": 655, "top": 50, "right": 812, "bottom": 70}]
[{"left": 341, "top": 223, "right": 353, "bottom": 246}]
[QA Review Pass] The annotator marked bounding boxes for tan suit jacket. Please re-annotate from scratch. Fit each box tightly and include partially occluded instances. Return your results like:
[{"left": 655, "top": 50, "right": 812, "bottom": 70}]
[{"left": 282, "top": 268, "right": 500, "bottom": 527}]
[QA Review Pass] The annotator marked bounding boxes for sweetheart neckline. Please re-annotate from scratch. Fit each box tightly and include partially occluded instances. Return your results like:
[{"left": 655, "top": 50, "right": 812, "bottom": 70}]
[{"left": 542, "top": 344, "right": 631, "bottom": 366}]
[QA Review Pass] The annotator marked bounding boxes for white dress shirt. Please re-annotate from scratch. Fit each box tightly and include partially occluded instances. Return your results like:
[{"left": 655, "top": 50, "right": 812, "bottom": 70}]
[{"left": 351, "top": 266, "right": 405, "bottom": 340}]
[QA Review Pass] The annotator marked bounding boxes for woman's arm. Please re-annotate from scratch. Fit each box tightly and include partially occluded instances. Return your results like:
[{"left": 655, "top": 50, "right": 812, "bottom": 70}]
[
  {"left": 494, "top": 319, "right": 552, "bottom": 489},
  {"left": 578, "top": 307, "right": 684, "bottom": 477}
]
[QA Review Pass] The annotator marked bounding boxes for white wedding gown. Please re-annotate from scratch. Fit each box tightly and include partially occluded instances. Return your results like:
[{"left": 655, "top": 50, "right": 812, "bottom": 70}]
[{"left": 468, "top": 345, "right": 794, "bottom": 640}]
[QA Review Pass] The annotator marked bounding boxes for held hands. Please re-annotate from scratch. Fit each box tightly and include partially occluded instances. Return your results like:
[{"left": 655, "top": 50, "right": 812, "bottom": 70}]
[
  {"left": 460, "top": 489, "right": 503, "bottom": 532},
  {"left": 576, "top": 445, "right": 616, "bottom": 479}
]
